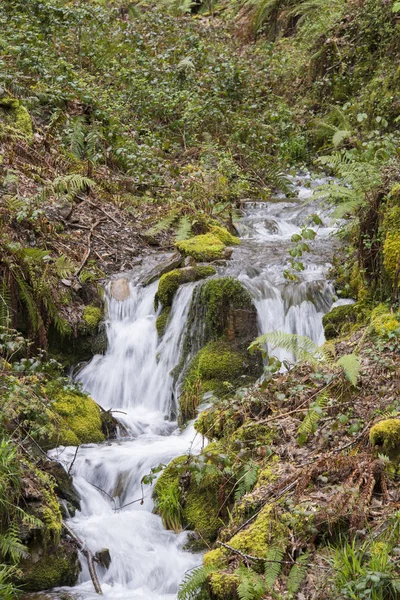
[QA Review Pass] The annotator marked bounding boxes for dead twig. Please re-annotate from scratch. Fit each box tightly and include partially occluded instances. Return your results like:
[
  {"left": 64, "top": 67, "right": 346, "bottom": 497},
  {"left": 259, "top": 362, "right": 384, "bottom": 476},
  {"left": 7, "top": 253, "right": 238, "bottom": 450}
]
[{"left": 75, "top": 218, "right": 105, "bottom": 276}]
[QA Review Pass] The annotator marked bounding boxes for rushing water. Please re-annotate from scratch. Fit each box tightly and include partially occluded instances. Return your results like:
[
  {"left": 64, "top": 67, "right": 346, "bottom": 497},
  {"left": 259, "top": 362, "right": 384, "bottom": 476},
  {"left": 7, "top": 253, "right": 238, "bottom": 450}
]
[{"left": 49, "top": 173, "right": 343, "bottom": 600}]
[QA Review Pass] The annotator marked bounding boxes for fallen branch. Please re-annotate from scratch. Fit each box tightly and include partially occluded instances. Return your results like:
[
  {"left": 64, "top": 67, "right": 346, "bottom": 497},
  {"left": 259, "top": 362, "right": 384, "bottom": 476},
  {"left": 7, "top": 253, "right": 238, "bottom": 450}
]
[
  {"left": 75, "top": 218, "right": 105, "bottom": 276},
  {"left": 87, "top": 199, "right": 120, "bottom": 225},
  {"left": 217, "top": 541, "right": 325, "bottom": 569},
  {"left": 63, "top": 522, "right": 103, "bottom": 595}
]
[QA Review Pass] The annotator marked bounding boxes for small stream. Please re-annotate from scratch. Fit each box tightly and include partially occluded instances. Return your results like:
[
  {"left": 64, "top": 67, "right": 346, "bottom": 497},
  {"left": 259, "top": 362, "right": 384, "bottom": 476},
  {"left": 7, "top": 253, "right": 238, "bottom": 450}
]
[{"left": 49, "top": 173, "right": 343, "bottom": 599}]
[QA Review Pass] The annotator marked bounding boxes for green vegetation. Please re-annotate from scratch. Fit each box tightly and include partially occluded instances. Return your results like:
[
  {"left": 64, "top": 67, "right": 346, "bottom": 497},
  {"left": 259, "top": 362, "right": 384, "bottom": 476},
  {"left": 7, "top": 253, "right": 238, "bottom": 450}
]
[{"left": 0, "top": 0, "right": 400, "bottom": 596}]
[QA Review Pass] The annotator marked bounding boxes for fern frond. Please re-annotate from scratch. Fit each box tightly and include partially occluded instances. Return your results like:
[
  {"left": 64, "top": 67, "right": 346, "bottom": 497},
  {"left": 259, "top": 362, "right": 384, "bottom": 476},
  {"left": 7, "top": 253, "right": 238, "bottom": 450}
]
[
  {"left": 249, "top": 331, "right": 332, "bottom": 367},
  {"left": 336, "top": 354, "right": 360, "bottom": 386},
  {"left": 0, "top": 525, "right": 28, "bottom": 562},
  {"left": 52, "top": 174, "right": 95, "bottom": 197},
  {"left": 175, "top": 215, "right": 192, "bottom": 242},
  {"left": 264, "top": 545, "right": 285, "bottom": 591},
  {"left": 235, "top": 461, "right": 259, "bottom": 501},
  {"left": 287, "top": 552, "right": 309, "bottom": 594},
  {"left": 297, "top": 391, "right": 329, "bottom": 446},
  {"left": 53, "top": 254, "right": 75, "bottom": 278},
  {"left": 178, "top": 565, "right": 216, "bottom": 600},
  {"left": 235, "top": 565, "right": 266, "bottom": 600},
  {"left": 145, "top": 210, "right": 178, "bottom": 236}
]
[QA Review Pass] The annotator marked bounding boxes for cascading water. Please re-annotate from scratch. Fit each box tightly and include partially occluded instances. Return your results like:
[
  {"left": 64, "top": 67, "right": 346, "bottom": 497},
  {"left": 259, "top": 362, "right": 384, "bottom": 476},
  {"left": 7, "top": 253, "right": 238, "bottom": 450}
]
[{"left": 49, "top": 173, "right": 345, "bottom": 600}]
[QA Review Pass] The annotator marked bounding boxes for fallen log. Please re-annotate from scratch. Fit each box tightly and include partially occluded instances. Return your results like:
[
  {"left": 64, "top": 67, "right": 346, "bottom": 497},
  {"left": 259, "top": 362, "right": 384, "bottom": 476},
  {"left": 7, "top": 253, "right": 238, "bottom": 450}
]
[{"left": 63, "top": 521, "right": 103, "bottom": 595}]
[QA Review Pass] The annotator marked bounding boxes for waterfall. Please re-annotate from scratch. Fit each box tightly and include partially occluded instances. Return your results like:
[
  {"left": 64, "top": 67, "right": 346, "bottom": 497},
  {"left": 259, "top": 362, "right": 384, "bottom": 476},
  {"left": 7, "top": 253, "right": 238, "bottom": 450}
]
[{"left": 49, "top": 172, "right": 342, "bottom": 600}]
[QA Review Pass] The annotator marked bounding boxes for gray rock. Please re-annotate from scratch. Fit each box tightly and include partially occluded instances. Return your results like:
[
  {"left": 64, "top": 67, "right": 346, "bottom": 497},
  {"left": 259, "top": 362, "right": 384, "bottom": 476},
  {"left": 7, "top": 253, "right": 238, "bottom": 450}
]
[
  {"left": 95, "top": 548, "right": 112, "bottom": 569},
  {"left": 141, "top": 252, "right": 183, "bottom": 285}
]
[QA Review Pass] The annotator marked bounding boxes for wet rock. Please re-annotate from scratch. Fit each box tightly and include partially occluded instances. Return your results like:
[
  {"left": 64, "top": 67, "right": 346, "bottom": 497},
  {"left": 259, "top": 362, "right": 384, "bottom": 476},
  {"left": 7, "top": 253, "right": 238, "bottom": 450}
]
[
  {"left": 43, "top": 460, "right": 81, "bottom": 512},
  {"left": 110, "top": 277, "right": 130, "bottom": 301},
  {"left": 95, "top": 548, "right": 112, "bottom": 569},
  {"left": 184, "top": 256, "right": 197, "bottom": 267},
  {"left": 17, "top": 539, "right": 80, "bottom": 592},
  {"left": 141, "top": 251, "right": 183, "bottom": 285}
]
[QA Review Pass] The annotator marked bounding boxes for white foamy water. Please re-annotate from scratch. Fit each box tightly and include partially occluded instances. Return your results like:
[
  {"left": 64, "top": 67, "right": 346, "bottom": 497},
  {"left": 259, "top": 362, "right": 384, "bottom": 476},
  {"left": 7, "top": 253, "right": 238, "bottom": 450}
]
[{"left": 48, "top": 172, "right": 346, "bottom": 599}]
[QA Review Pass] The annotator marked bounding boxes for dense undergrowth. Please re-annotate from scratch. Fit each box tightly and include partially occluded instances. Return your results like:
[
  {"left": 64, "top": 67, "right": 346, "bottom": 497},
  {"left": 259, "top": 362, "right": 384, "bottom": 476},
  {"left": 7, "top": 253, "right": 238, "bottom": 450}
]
[{"left": 0, "top": 0, "right": 399, "bottom": 597}]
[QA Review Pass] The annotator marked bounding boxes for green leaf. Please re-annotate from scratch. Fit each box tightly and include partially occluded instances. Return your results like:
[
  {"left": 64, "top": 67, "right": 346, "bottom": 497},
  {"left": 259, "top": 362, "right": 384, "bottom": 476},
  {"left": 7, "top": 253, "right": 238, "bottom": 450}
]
[{"left": 336, "top": 354, "right": 360, "bottom": 386}]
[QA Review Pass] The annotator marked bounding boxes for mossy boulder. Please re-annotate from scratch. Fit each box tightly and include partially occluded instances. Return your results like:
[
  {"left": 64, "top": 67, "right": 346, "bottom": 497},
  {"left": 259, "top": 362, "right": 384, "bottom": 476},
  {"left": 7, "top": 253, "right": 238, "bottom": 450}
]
[
  {"left": 196, "top": 277, "right": 259, "bottom": 347},
  {"left": 17, "top": 540, "right": 80, "bottom": 592},
  {"left": 370, "top": 419, "right": 400, "bottom": 460},
  {"left": 155, "top": 265, "right": 216, "bottom": 309},
  {"left": 0, "top": 96, "right": 33, "bottom": 140},
  {"left": 175, "top": 226, "right": 239, "bottom": 262},
  {"left": 322, "top": 303, "right": 360, "bottom": 340},
  {"left": 370, "top": 304, "right": 400, "bottom": 337},
  {"left": 180, "top": 340, "right": 260, "bottom": 422},
  {"left": 154, "top": 454, "right": 224, "bottom": 544},
  {"left": 49, "top": 390, "right": 105, "bottom": 447},
  {"left": 209, "top": 225, "right": 241, "bottom": 246}
]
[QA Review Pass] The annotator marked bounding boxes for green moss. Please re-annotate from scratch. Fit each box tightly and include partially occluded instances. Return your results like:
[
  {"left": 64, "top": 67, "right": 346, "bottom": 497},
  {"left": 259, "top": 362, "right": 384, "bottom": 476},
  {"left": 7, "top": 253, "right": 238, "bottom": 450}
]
[
  {"left": 82, "top": 305, "right": 103, "bottom": 330},
  {"left": 18, "top": 542, "right": 79, "bottom": 592},
  {"left": 322, "top": 303, "right": 361, "bottom": 340},
  {"left": 209, "top": 572, "right": 240, "bottom": 600},
  {"left": 383, "top": 232, "right": 400, "bottom": 281},
  {"left": 180, "top": 341, "right": 250, "bottom": 422},
  {"left": 175, "top": 233, "right": 226, "bottom": 261},
  {"left": 51, "top": 391, "right": 105, "bottom": 447},
  {"left": 229, "top": 504, "right": 288, "bottom": 559},
  {"left": 155, "top": 265, "right": 216, "bottom": 308},
  {"left": 197, "top": 341, "right": 245, "bottom": 380},
  {"left": 154, "top": 456, "right": 187, "bottom": 532},
  {"left": 210, "top": 225, "right": 241, "bottom": 246},
  {"left": 184, "top": 481, "right": 224, "bottom": 543},
  {"left": 369, "top": 419, "right": 400, "bottom": 459},
  {"left": 370, "top": 304, "right": 400, "bottom": 337},
  {"left": 198, "top": 277, "right": 256, "bottom": 340},
  {"left": 195, "top": 405, "right": 241, "bottom": 440},
  {"left": 154, "top": 454, "right": 223, "bottom": 543},
  {"left": 204, "top": 547, "right": 227, "bottom": 567},
  {"left": 0, "top": 97, "right": 33, "bottom": 140},
  {"left": 156, "top": 307, "right": 171, "bottom": 337}
]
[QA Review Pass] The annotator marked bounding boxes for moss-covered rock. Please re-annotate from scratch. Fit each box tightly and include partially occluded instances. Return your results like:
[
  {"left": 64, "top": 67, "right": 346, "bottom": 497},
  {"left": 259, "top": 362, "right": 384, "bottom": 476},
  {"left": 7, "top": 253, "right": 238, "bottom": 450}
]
[
  {"left": 179, "top": 340, "right": 258, "bottom": 422},
  {"left": 175, "top": 233, "right": 228, "bottom": 261},
  {"left": 50, "top": 390, "right": 105, "bottom": 447},
  {"left": 322, "top": 303, "right": 360, "bottom": 340},
  {"left": 18, "top": 540, "right": 79, "bottom": 592},
  {"left": 156, "top": 307, "right": 171, "bottom": 337},
  {"left": 228, "top": 503, "right": 287, "bottom": 558},
  {"left": 369, "top": 419, "right": 400, "bottom": 460},
  {"left": 0, "top": 96, "right": 33, "bottom": 140},
  {"left": 209, "top": 225, "right": 241, "bottom": 246},
  {"left": 197, "top": 277, "right": 258, "bottom": 346},
  {"left": 82, "top": 305, "right": 103, "bottom": 331},
  {"left": 154, "top": 454, "right": 224, "bottom": 543},
  {"left": 370, "top": 304, "right": 400, "bottom": 337},
  {"left": 208, "top": 572, "right": 240, "bottom": 600},
  {"left": 155, "top": 265, "right": 216, "bottom": 308}
]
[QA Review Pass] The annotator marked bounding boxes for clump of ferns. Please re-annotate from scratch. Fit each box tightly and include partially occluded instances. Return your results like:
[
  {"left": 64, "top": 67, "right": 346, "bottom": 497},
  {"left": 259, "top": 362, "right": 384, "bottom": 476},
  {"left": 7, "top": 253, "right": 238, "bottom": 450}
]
[{"left": 0, "top": 241, "right": 74, "bottom": 345}]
